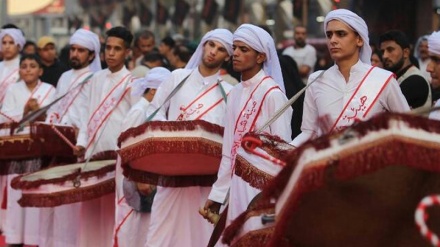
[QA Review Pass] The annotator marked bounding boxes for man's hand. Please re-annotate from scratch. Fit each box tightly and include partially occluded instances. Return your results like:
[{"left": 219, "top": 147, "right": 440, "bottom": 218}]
[
  {"left": 199, "top": 199, "right": 222, "bottom": 224},
  {"left": 23, "top": 98, "right": 40, "bottom": 116},
  {"left": 136, "top": 183, "right": 156, "bottom": 196},
  {"left": 73, "top": 145, "right": 85, "bottom": 157}
]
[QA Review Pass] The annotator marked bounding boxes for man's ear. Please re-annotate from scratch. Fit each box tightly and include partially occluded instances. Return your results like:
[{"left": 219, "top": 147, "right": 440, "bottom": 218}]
[
  {"left": 256, "top": 53, "right": 266, "bottom": 64},
  {"left": 403, "top": 47, "right": 411, "bottom": 58}
]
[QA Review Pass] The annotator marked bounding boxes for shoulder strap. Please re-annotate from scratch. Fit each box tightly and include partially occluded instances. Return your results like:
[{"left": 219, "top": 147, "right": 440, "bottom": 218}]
[{"left": 146, "top": 72, "right": 192, "bottom": 122}]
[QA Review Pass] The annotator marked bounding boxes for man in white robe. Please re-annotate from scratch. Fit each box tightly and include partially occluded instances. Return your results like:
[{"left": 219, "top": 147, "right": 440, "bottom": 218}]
[
  {"left": 291, "top": 9, "right": 410, "bottom": 147},
  {"left": 144, "top": 29, "right": 234, "bottom": 247},
  {"left": 0, "top": 28, "right": 25, "bottom": 233},
  {"left": 1, "top": 54, "right": 55, "bottom": 245},
  {"left": 74, "top": 26, "right": 139, "bottom": 247},
  {"left": 203, "top": 24, "right": 292, "bottom": 245},
  {"left": 114, "top": 67, "right": 171, "bottom": 247},
  {"left": 39, "top": 28, "right": 101, "bottom": 247}
]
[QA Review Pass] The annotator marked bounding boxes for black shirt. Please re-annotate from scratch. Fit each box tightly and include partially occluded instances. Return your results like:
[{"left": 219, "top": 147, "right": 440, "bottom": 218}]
[
  {"left": 396, "top": 65, "right": 430, "bottom": 109},
  {"left": 40, "top": 60, "right": 69, "bottom": 87}
]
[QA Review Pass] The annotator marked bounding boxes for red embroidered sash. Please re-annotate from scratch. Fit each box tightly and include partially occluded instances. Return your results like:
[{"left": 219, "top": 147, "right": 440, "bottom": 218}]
[
  {"left": 0, "top": 68, "right": 19, "bottom": 103},
  {"left": 86, "top": 74, "right": 132, "bottom": 150},
  {"left": 176, "top": 80, "right": 226, "bottom": 121},
  {"left": 330, "top": 67, "right": 394, "bottom": 133},
  {"left": 230, "top": 76, "right": 280, "bottom": 169},
  {"left": 48, "top": 71, "right": 92, "bottom": 124}
]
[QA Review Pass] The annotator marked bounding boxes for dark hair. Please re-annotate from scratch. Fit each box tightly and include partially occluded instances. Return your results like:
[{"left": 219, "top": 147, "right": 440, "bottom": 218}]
[
  {"left": 20, "top": 54, "right": 43, "bottom": 67},
  {"left": 379, "top": 30, "right": 410, "bottom": 50},
  {"left": 2, "top": 23, "right": 19, "bottom": 29},
  {"left": 371, "top": 49, "right": 383, "bottom": 61},
  {"left": 143, "top": 51, "right": 166, "bottom": 64},
  {"left": 172, "top": 45, "right": 192, "bottom": 63},
  {"left": 134, "top": 29, "right": 155, "bottom": 48},
  {"left": 106, "top": 26, "right": 133, "bottom": 49},
  {"left": 161, "top": 36, "right": 175, "bottom": 48}
]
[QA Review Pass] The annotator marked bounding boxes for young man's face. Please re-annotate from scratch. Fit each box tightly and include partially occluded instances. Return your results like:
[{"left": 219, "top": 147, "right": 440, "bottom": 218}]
[
  {"left": 380, "top": 40, "right": 406, "bottom": 73},
  {"left": 2, "top": 35, "right": 20, "bottom": 61},
  {"left": 38, "top": 43, "right": 57, "bottom": 64},
  {"left": 201, "top": 40, "right": 230, "bottom": 69},
  {"left": 427, "top": 53, "right": 440, "bottom": 89},
  {"left": 105, "top": 36, "right": 130, "bottom": 72},
  {"left": 232, "top": 40, "right": 263, "bottom": 73},
  {"left": 325, "top": 20, "right": 363, "bottom": 64},
  {"left": 69, "top": 44, "right": 94, "bottom": 70},
  {"left": 137, "top": 37, "right": 155, "bottom": 56},
  {"left": 19, "top": 58, "right": 43, "bottom": 84}
]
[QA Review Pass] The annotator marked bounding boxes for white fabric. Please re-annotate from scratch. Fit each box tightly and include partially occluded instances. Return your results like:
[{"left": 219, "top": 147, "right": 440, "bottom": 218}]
[
  {"left": 0, "top": 28, "right": 25, "bottom": 51},
  {"left": 208, "top": 70, "right": 292, "bottom": 237},
  {"left": 75, "top": 66, "right": 139, "bottom": 247},
  {"left": 233, "top": 24, "right": 285, "bottom": 93},
  {"left": 1, "top": 81, "right": 54, "bottom": 245},
  {"left": 282, "top": 44, "right": 317, "bottom": 84},
  {"left": 430, "top": 100, "right": 440, "bottom": 120},
  {"left": 291, "top": 61, "right": 411, "bottom": 147},
  {"left": 46, "top": 67, "right": 92, "bottom": 127},
  {"left": 0, "top": 56, "right": 20, "bottom": 105},
  {"left": 324, "top": 9, "right": 371, "bottom": 65},
  {"left": 131, "top": 67, "right": 171, "bottom": 97},
  {"left": 113, "top": 98, "right": 151, "bottom": 247},
  {"left": 185, "top": 28, "right": 233, "bottom": 69},
  {"left": 145, "top": 68, "right": 233, "bottom": 247},
  {"left": 428, "top": 31, "right": 440, "bottom": 56},
  {"left": 0, "top": 80, "right": 55, "bottom": 123},
  {"left": 70, "top": 28, "right": 102, "bottom": 72}
]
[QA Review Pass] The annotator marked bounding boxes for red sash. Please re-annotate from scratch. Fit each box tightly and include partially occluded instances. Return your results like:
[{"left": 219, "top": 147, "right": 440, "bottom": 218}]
[
  {"left": 86, "top": 74, "right": 132, "bottom": 150},
  {"left": 176, "top": 80, "right": 226, "bottom": 121},
  {"left": 230, "top": 76, "right": 280, "bottom": 169},
  {"left": 0, "top": 68, "right": 19, "bottom": 103},
  {"left": 330, "top": 67, "right": 394, "bottom": 133}
]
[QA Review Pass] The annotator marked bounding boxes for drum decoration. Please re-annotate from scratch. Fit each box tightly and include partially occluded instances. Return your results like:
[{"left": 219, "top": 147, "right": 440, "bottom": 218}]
[
  {"left": 415, "top": 195, "right": 440, "bottom": 247},
  {"left": 118, "top": 120, "right": 224, "bottom": 187},
  {"left": 11, "top": 151, "right": 117, "bottom": 207},
  {"left": 222, "top": 113, "right": 440, "bottom": 246}
]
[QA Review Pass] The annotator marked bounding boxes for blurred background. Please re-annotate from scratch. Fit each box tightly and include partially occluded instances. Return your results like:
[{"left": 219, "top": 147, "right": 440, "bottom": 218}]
[{"left": 1, "top": 0, "right": 439, "bottom": 49}]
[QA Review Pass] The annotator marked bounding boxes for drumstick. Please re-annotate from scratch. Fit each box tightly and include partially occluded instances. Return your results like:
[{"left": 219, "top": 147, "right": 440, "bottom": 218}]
[
  {"left": 50, "top": 124, "right": 76, "bottom": 150},
  {"left": 256, "top": 70, "right": 325, "bottom": 133}
]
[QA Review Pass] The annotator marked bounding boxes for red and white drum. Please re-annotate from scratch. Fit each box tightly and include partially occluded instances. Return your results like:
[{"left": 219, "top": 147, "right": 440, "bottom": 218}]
[
  {"left": 12, "top": 152, "right": 116, "bottom": 207},
  {"left": 257, "top": 113, "right": 440, "bottom": 247},
  {"left": 118, "top": 120, "right": 224, "bottom": 187}
]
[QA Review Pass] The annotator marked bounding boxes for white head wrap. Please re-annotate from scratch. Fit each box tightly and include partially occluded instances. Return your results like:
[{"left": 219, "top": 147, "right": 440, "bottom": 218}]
[
  {"left": 428, "top": 31, "right": 440, "bottom": 56},
  {"left": 324, "top": 9, "right": 371, "bottom": 64},
  {"left": 0, "top": 28, "right": 26, "bottom": 51},
  {"left": 414, "top": 35, "right": 429, "bottom": 59},
  {"left": 131, "top": 67, "right": 171, "bottom": 97},
  {"left": 233, "top": 24, "right": 285, "bottom": 93},
  {"left": 69, "top": 29, "right": 102, "bottom": 72},
  {"left": 185, "top": 28, "right": 233, "bottom": 69}
]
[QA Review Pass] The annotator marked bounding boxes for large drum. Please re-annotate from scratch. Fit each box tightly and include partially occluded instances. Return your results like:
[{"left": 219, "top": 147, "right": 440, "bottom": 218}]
[
  {"left": 228, "top": 113, "right": 440, "bottom": 247},
  {"left": 12, "top": 151, "right": 117, "bottom": 207},
  {"left": 118, "top": 120, "right": 224, "bottom": 187},
  {"left": 0, "top": 122, "right": 76, "bottom": 161}
]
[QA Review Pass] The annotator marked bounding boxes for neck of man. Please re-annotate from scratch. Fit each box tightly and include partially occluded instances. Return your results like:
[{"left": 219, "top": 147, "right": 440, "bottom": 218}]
[
  {"left": 109, "top": 63, "right": 124, "bottom": 73},
  {"left": 395, "top": 59, "right": 412, "bottom": 76},
  {"left": 41, "top": 59, "right": 55, "bottom": 67},
  {"left": 241, "top": 66, "right": 262, "bottom": 81},
  {"left": 336, "top": 56, "right": 360, "bottom": 82},
  {"left": 198, "top": 64, "right": 221, "bottom": 78},
  {"left": 25, "top": 80, "right": 39, "bottom": 91}
]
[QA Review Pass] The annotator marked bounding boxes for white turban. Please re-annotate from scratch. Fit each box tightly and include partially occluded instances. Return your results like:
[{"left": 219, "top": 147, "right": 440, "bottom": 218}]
[
  {"left": 233, "top": 24, "right": 285, "bottom": 93},
  {"left": 428, "top": 31, "right": 440, "bottom": 56},
  {"left": 0, "top": 28, "right": 26, "bottom": 51},
  {"left": 131, "top": 67, "right": 171, "bottom": 97},
  {"left": 70, "top": 29, "right": 102, "bottom": 72},
  {"left": 414, "top": 35, "right": 429, "bottom": 58},
  {"left": 324, "top": 9, "right": 371, "bottom": 65},
  {"left": 185, "top": 28, "right": 233, "bottom": 69}
]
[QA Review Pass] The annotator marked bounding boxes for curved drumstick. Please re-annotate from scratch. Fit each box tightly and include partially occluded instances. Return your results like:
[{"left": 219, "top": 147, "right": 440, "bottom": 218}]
[
  {"left": 241, "top": 136, "right": 286, "bottom": 167},
  {"left": 415, "top": 195, "right": 440, "bottom": 246}
]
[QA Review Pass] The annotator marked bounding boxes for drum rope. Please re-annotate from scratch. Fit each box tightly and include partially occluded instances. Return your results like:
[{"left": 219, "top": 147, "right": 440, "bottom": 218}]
[
  {"left": 415, "top": 195, "right": 440, "bottom": 247},
  {"left": 50, "top": 124, "right": 76, "bottom": 149},
  {"left": 241, "top": 136, "right": 286, "bottom": 167},
  {"left": 256, "top": 70, "right": 326, "bottom": 133}
]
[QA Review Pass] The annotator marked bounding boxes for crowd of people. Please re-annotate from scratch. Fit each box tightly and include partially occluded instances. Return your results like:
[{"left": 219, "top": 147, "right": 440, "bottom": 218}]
[{"left": 0, "top": 7, "right": 438, "bottom": 247}]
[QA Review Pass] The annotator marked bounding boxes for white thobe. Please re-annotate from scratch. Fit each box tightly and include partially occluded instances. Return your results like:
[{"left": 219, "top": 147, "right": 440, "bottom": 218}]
[
  {"left": 39, "top": 67, "right": 93, "bottom": 247},
  {"left": 208, "top": 70, "right": 292, "bottom": 244},
  {"left": 430, "top": 100, "right": 440, "bottom": 120},
  {"left": 282, "top": 44, "right": 317, "bottom": 84},
  {"left": 145, "top": 68, "right": 232, "bottom": 247},
  {"left": 1, "top": 80, "right": 55, "bottom": 245},
  {"left": 292, "top": 61, "right": 411, "bottom": 147},
  {"left": 114, "top": 97, "right": 151, "bottom": 247},
  {"left": 0, "top": 56, "right": 19, "bottom": 232},
  {"left": 75, "top": 67, "right": 139, "bottom": 247}
]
